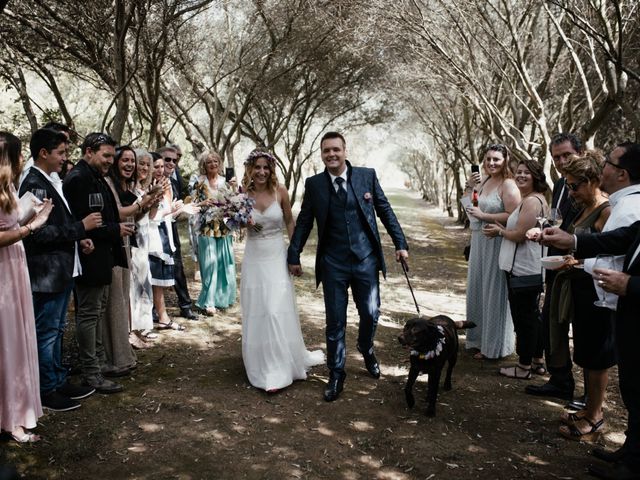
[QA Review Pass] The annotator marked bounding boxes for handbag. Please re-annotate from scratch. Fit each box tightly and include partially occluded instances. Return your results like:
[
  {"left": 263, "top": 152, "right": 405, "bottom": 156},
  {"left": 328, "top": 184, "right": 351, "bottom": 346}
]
[{"left": 507, "top": 197, "right": 544, "bottom": 293}]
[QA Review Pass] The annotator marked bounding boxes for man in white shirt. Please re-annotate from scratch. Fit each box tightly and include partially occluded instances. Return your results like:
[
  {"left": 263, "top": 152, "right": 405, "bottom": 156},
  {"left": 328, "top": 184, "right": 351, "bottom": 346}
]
[{"left": 20, "top": 128, "right": 102, "bottom": 411}]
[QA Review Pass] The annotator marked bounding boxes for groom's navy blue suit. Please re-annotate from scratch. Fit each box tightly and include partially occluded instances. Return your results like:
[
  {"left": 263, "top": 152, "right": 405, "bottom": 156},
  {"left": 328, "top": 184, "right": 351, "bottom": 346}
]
[{"left": 287, "top": 161, "right": 408, "bottom": 376}]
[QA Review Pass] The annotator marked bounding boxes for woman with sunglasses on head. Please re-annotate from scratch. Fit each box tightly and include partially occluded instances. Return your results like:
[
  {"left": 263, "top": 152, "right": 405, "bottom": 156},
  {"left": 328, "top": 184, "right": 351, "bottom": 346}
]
[
  {"left": 551, "top": 151, "right": 614, "bottom": 441},
  {"left": 464, "top": 144, "right": 521, "bottom": 360}
]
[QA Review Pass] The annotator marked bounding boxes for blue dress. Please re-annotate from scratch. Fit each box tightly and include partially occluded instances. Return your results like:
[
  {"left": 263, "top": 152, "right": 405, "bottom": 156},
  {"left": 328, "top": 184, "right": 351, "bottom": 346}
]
[
  {"left": 193, "top": 177, "right": 236, "bottom": 310},
  {"left": 465, "top": 189, "right": 515, "bottom": 358}
]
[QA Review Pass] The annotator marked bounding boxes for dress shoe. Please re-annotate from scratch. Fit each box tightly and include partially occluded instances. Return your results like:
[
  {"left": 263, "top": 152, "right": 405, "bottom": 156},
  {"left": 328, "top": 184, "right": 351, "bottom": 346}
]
[
  {"left": 524, "top": 381, "right": 573, "bottom": 400},
  {"left": 588, "top": 462, "right": 640, "bottom": 480},
  {"left": 82, "top": 374, "right": 124, "bottom": 394},
  {"left": 180, "top": 308, "right": 198, "bottom": 320},
  {"left": 566, "top": 394, "right": 587, "bottom": 411},
  {"left": 323, "top": 372, "right": 346, "bottom": 402},
  {"left": 592, "top": 446, "right": 629, "bottom": 463},
  {"left": 363, "top": 352, "right": 381, "bottom": 379},
  {"left": 101, "top": 365, "right": 131, "bottom": 378}
]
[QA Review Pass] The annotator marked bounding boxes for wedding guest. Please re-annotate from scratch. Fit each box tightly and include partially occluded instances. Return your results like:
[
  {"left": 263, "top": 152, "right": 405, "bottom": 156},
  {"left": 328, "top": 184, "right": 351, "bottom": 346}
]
[
  {"left": 158, "top": 145, "right": 196, "bottom": 320},
  {"left": 0, "top": 131, "right": 52, "bottom": 442},
  {"left": 19, "top": 121, "right": 71, "bottom": 185},
  {"left": 20, "top": 128, "right": 101, "bottom": 411},
  {"left": 483, "top": 159, "right": 548, "bottom": 378},
  {"left": 100, "top": 146, "right": 154, "bottom": 373},
  {"left": 240, "top": 150, "right": 323, "bottom": 392},
  {"left": 59, "top": 160, "right": 75, "bottom": 180},
  {"left": 547, "top": 152, "right": 613, "bottom": 441},
  {"left": 148, "top": 155, "right": 184, "bottom": 331},
  {"left": 63, "top": 132, "right": 135, "bottom": 393},
  {"left": 526, "top": 133, "right": 584, "bottom": 404},
  {"left": 464, "top": 144, "right": 520, "bottom": 359},
  {"left": 129, "top": 149, "right": 161, "bottom": 345},
  {"left": 192, "top": 150, "right": 237, "bottom": 315}
]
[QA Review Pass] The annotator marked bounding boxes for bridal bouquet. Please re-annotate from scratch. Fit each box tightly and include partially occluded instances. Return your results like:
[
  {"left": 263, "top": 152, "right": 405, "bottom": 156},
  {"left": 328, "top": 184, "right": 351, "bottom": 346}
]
[
  {"left": 193, "top": 181, "right": 255, "bottom": 236},
  {"left": 216, "top": 192, "right": 256, "bottom": 231}
]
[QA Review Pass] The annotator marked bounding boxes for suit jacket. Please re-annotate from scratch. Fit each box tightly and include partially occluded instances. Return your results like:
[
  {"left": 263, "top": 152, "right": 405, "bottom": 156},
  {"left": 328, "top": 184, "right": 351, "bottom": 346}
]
[
  {"left": 63, "top": 159, "right": 127, "bottom": 286},
  {"left": 19, "top": 168, "right": 86, "bottom": 293},
  {"left": 575, "top": 220, "right": 640, "bottom": 322},
  {"left": 287, "top": 161, "right": 408, "bottom": 286}
]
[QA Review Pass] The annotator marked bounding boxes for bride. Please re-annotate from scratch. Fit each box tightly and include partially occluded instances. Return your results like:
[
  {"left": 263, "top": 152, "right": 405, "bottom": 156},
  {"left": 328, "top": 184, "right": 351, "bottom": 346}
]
[{"left": 240, "top": 149, "right": 324, "bottom": 393}]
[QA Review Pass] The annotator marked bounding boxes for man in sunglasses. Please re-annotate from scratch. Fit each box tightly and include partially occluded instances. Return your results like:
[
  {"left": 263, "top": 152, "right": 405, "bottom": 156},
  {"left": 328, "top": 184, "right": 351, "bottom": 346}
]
[
  {"left": 540, "top": 144, "right": 640, "bottom": 480},
  {"left": 157, "top": 146, "right": 196, "bottom": 320},
  {"left": 63, "top": 132, "right": 135, "bottom": 394}
]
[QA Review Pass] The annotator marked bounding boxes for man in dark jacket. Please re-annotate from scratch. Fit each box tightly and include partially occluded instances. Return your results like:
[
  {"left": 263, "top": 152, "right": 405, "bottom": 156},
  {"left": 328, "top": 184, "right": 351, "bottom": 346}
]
[
  {"left": 63, "top": 132, "right": 134, "bottom": 394},
  {"left": 20, "top": 128, "right": 102, "bottom": 410},
  {"left": 287, "top": 132, "right": 409, "bottom": 402}
]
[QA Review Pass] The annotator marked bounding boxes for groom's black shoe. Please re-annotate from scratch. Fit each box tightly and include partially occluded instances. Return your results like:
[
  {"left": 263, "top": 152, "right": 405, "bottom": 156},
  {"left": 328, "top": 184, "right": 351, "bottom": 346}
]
[
  {"left": 324, "top": 372, "right": 346, "bottom": 402},
  {"left": 362, "top": 352, "right": 381, "bottom": 379}
]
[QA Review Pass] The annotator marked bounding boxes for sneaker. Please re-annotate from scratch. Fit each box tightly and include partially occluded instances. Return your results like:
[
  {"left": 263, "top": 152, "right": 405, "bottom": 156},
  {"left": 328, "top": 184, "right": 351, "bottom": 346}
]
[
  {"left": 57, "top": 381, "right": 96, "bottom": 400},
  {"left": 81, "top": 374, "right": 124, "bottom": 394},
  {"left": 41, "top": 391, "right": 81, "bottom": 412}
]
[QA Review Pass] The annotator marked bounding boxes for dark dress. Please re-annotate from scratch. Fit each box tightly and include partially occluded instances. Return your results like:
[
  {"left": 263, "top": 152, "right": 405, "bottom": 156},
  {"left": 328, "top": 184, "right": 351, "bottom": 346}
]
[{"left": 565, "top": 203, "right": 617, "bottom": 370}]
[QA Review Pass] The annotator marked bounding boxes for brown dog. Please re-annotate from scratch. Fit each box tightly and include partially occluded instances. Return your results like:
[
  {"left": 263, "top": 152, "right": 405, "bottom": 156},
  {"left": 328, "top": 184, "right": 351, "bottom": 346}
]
[{"left": 398, "top": 315, "right": 476, "bottom": 417}]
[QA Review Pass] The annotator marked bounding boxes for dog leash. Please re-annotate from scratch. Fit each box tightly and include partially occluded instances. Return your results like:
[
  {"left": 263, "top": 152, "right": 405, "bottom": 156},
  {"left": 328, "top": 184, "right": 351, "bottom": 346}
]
[{"left": 400, "top": 257, "right": 420, "bottom": 317}]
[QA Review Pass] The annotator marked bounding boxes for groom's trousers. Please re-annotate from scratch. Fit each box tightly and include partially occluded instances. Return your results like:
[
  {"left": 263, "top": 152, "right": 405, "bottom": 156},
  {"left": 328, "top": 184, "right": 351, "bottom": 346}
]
[{"left": 321, "top": 253, "right": 380, "bottom": 375}]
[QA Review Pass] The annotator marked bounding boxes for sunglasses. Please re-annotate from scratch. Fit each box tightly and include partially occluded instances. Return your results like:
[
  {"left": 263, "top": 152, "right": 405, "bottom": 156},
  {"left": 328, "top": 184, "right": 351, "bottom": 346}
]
[
  {"left": 88, "top": 133, "right": 112, "bottom": 151},
  {"left": 163, "top": 157, "right": 177, "bottom": 163},
  {"left": 565, "top": 179, "right": 587, "bottom": 191},
  {"left": 605, "top": 158, "right": 626, "bottom": 171}
]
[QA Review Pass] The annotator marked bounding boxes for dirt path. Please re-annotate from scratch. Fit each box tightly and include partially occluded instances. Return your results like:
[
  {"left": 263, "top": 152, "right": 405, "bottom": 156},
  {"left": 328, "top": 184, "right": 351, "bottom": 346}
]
[{"left": 2, "top": 189, "right": 626, "bottom": 479}]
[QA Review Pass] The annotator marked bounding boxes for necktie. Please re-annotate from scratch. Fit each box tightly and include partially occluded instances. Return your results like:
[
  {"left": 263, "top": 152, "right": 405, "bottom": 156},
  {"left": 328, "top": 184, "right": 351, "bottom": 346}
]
[{"left": 335, "top": 177, "right": 347, "bottom": 204}]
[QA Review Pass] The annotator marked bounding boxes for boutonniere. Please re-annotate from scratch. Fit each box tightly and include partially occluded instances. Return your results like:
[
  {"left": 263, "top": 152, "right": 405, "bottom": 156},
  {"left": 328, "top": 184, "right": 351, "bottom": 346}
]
[{"left": 363, "top": 192, "right": 372, "bottom": 203}]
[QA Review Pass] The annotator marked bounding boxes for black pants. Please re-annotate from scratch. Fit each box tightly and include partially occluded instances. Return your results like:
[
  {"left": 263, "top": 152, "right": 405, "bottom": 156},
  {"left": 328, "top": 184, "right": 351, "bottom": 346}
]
[
  {"left": 171, "top": 223, "right": 192, "bottom": 310},
  {"left": 506, "top": 277, "right": 543, "bottom": 366},
  {"left": 541, "top": 272, "right": 574, "bottom": 385},
  {"left": 617, "top": 314, "right": 640, "bottom": 470}
]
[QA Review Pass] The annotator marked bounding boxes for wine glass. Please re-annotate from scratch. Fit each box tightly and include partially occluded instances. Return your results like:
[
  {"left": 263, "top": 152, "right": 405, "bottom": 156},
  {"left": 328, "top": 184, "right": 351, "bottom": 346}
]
[
  {"left": 593, "top": 254, "right": 616, "bottom": 308},
  {"left": 549, "top": 208, "right": 563, "bottom": 226},
  {"left": 88, "top": 193, "right": 104, "bottom": 213},
  {"left": 31, "top": 189, "right": 47, "bottom": 202},
  {"left": 535, "top": 211, "right": 547, "bottom": 230}
]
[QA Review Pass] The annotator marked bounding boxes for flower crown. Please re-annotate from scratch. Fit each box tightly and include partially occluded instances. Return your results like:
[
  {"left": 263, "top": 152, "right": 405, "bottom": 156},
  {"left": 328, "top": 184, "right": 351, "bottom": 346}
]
[{"left": 244, "top": 149, "right": 276, "bottom": 167}]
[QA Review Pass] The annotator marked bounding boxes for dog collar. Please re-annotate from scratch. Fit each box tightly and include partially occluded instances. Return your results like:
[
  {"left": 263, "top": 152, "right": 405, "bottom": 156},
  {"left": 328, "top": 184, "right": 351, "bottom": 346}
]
[{"left": 410, "top": 325, "right": 446, "bottom": 360}]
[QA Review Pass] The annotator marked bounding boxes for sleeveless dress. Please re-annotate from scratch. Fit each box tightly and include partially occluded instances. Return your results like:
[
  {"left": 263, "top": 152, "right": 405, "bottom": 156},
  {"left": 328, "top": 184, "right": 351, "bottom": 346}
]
[
  {"left": 240, "top": 199, "right": 324, "bottom": 391},
  {"left": 556, "top": 203, "right": 616, "bottom": 370},
  {"left": 465, "top": 189, "right": 515, "bottom": 358},
  {"left": 0, "top": 196, "right": 43, "bottom": 432},
  {"left": 130, "top": 188, "right": 154, "bottom": 332}
]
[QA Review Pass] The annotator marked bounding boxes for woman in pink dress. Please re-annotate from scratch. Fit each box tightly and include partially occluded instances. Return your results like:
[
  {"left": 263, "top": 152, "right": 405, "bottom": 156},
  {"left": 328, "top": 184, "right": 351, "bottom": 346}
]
[{"left": 0, "top": 131, "right": 52, "bottom": 443}]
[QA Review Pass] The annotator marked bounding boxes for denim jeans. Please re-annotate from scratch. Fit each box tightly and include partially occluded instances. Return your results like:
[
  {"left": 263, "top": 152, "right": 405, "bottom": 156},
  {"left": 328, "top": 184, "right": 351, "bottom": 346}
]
[{"left": 33, "top": 282, "right": 74, "bottom": 395}]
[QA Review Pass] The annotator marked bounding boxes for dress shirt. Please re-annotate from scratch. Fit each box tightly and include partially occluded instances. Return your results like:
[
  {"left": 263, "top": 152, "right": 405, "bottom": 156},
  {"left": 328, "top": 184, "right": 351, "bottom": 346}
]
[
  {"left": 582, "top": 184, "right": 640, "bottom": 309},
  {"left": 328, "top": 169, "right": 348, "bottom": 193},
  {"left": 33, "top": 165, "right": 82, "bottom": 277}
]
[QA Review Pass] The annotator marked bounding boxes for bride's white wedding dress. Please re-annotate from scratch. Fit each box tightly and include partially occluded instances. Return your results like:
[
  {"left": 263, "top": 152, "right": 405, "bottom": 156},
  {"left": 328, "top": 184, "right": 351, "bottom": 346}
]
[{"left": 241, "top": 198, "right": 324, "bottom": 391}]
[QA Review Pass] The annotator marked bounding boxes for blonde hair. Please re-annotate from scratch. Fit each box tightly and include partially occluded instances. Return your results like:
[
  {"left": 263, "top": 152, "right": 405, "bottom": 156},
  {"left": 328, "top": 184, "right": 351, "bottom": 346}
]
[
  {"left": 483, "top": 143, "right": 513, "bottom": 179},
  {"left": 198, "top": 150, "right": 222, "bottom": 176},
  {"left": 0, "top": 132, "right": 22, "bottom": 214},
  {"left": 563, "top": 149, "right": 604, "bottom": 183},
  {"left": 241, "top": 149, "right": 278, "bottom": 193}
]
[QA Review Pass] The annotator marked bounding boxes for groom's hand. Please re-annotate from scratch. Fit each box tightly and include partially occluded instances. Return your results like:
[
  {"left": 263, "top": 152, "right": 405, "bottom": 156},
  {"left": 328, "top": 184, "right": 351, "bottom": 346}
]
[
  {"left": 288, "top": 264, "right": 303, "bottom": 276},
  {"left": 395, "top": 250, "right": 409, "bottom": 264}
]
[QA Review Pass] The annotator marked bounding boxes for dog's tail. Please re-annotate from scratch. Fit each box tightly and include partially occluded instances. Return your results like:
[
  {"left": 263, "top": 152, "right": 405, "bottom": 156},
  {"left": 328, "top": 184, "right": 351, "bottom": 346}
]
[{"left": 454, "top": 320, "right": 476, "bottom": 330}]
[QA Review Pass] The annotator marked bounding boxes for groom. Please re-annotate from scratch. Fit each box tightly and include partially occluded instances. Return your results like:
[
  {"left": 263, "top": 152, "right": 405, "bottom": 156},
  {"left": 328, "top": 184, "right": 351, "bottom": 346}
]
[{"left": 288, "top": 132, "right": 409, "bottom": 402}]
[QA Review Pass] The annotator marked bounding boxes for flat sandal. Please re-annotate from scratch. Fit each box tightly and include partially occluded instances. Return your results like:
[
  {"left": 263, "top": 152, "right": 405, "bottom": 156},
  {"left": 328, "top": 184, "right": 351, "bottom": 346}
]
[
  {"left": 559, "top": 417, "right": 604, "bottom": 442},
  {"left": 499, "top": 365, "right": 532, "bottom": 380}
]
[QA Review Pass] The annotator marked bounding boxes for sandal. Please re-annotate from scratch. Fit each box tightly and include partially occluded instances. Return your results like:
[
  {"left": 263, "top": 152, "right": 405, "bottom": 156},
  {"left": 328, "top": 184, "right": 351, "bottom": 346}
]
[
  {"left": 156, "top": 320, "right": 185, "bottom": 331},
  {"left": 559, "top": 417, "right": 604, "bottom": 442},
  {"left": 499, "top": 365, "right": 532, "bottom": 379},
  {"left": 11, "top": 429, "right": 41, "bottom": 443},
  {"left": 532, "top": 362, "right": 547, "bottom": 375},
  {"left": 560, "top": 409, "right": 587, "bottom": 425}
]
